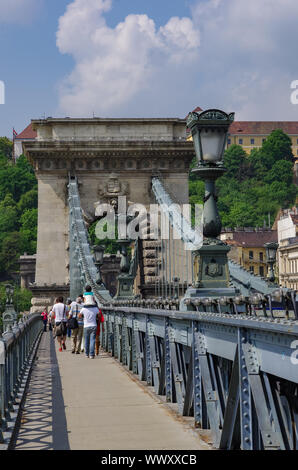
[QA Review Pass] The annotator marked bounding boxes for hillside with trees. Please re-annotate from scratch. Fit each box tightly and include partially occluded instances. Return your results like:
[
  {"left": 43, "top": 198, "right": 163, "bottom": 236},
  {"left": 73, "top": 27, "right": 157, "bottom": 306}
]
[
  {"left": 190, "top": 129, "right": 297, "bottom": 228},
  {"left": 0, "top": 138, "right": 37, "bottom": 312}
]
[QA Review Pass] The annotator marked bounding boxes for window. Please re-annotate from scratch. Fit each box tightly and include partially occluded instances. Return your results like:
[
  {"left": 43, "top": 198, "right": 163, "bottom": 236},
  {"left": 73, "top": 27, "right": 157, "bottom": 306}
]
[
  {"left": 249, "top": 266, "right": 254, "bottom": 274},
  {"left": 262, "top": 138, "right": 266, "bottom": 143},
  {"left": 250, "top": 138, "right": 255, "bottom": 145},
  {"left": 259, "top": 252, "right": 263, "bottom": 262},
  {"left": 259, "top": 266, "right": 264, "bottom": 277},
  {"left": 239, "top": 138, "right": 243, "bottom": 145},
  {"left": 249, "top": 251, "right": 254, "bottom": 260},
  {"left": 227, "top": 138, "right": 231, "bottom": 145}
]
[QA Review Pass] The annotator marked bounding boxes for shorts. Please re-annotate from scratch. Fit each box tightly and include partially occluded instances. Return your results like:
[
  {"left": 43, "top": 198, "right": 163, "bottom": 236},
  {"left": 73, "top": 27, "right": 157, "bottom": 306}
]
[{"left": 55, "top": 321, "right": 67, "bottom": 336}]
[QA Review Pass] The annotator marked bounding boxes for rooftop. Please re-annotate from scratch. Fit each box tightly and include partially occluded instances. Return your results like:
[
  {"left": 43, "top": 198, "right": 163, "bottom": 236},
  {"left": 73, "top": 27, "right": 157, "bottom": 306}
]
[
  {"left": 229, "top": 121, "right": 298, "bottom": 135},
  {"left": 223, "top": 230, "right": 278, "bottom": 248},
  {"left": 15, "top": 123, "right": 37, "bottom": 140}
]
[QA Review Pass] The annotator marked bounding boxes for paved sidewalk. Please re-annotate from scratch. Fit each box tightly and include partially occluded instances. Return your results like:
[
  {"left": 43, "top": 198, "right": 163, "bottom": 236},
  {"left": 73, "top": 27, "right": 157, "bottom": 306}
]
[
  {"left": 13, "top": 331, "right": 69, "bottom": 450},
  {"left": 13, "top": 331, "right": 210, "bottom": 450}
]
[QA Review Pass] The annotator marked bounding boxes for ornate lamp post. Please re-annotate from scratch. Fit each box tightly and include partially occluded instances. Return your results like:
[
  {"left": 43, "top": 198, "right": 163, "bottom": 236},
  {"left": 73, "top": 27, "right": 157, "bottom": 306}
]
[
  {"left": 264, "top": 242, "right": 278, "bottom": 283},
  {"left": 114, "top": 214, "right": 135, "bottom": 300},
  {"left": 184, "top": 109, "right": 238, "bottom": 306},
  {"left": 2, "top": 284, "right": 17, "bottom": 332},
  {"left": 93, "top": 245, "right": 105, "bottom": 285}
]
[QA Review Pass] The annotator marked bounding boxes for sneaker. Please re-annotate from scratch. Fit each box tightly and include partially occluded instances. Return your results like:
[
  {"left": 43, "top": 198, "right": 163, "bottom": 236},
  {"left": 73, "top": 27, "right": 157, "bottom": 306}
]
[
  {"left": 76, "top": 351, "right": 80, "bottom": 354},
  {"left": 89, "top": 356, "right": 95, "bottom": 359},
  {"left": 59, "top": 347, "right": 62, "bottom": 352},
  {"left": 62, "top": 343, "right": 66, "bottom": 350},
  {"left": 71, "top": 350, "right": 75, "bottom": 354},
  {"left": 85, "top": 355, "right": 89, "bottom": 358}
]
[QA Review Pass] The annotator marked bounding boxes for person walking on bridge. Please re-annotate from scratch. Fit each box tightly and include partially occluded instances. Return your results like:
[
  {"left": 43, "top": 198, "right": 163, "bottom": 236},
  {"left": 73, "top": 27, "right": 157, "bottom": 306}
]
[
  {"left": 41, "top": 309, "right": 48, "bottom": 332},
  {"left": 52, "top": 297, "right": 67, "bottom": 352},
  {"left": 78, "top": 303, "right": 100, "bottom": 359},
  {"left": 68, "top": 295, "right": 84, "bottom": 354}
]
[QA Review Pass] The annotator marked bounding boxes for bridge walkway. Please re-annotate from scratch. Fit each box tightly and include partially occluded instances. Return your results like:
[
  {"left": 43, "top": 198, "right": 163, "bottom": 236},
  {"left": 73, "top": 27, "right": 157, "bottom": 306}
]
[{"left": 11, "top": 331, "right": 211, "bottom": 451}]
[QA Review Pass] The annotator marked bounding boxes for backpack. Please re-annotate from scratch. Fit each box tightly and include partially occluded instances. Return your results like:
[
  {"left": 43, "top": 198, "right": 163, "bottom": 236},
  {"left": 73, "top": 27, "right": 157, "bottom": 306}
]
[{"left": 67, "top": 303, "right": 79, "bottom": 329}]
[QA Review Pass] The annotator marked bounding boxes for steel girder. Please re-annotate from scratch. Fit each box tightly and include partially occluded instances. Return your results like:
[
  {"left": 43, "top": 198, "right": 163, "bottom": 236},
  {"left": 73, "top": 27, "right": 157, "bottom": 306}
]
[{"left": 99, "top": 306, "right": 298, "bottom": 450}]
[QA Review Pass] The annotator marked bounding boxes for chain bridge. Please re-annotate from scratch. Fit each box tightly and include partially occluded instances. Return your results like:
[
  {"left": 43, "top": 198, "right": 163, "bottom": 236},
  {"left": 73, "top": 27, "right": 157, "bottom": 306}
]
[{"left": 1, "top": 114, "right": 298, "bottom": 451}]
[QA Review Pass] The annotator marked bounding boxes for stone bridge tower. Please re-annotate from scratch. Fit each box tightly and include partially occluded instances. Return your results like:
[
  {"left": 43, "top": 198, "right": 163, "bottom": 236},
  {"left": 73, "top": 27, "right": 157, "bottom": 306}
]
[{"left": 23, "top": 118, "right": 194, "bottom": 311}]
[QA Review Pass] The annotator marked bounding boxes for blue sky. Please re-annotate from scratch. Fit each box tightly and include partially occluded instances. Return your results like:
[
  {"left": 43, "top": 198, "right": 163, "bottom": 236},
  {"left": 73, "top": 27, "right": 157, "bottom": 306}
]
[{"left": 1, "top": 0, "right": 298, "bottom": 138}]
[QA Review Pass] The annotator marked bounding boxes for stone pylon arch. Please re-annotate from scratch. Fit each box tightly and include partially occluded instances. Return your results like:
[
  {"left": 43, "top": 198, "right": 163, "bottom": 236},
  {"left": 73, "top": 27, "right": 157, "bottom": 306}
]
[{"left": 23, "top": 117, "right": 194, "bottom": 311}]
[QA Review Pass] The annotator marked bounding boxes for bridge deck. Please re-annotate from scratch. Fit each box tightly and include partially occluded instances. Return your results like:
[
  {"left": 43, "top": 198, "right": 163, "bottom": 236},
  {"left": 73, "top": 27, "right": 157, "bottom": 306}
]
[{"left": 12, "top": 331, "right": 210, "bottom": 450}]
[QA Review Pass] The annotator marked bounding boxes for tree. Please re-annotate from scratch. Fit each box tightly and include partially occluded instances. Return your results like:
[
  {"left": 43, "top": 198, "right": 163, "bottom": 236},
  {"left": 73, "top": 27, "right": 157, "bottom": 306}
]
[
  {"left": 188, "top": 128, "right": 298, "bottom": 229},
  {"left": 0, "top": 194, "right": 19, "bottom": 242},
  {"left": 0, "top": 137, "right": 13, "bottom": 159},
  {"left": 264, "top": 160, "right": 294, "bottom": 186},
  {"left": 0, "top": 232, "right": 24, "bottom": 276},
  {"left": 222, "top": 144, "right": 249, "bottom": 181},
  {"left": 17, "top": 189, "right": 38, "bottom": 213}
]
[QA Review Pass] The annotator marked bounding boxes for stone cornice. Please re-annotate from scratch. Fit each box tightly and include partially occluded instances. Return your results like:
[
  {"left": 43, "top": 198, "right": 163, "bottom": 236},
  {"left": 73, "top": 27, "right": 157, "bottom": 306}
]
[
  {"left": 23, "top": 140, "right": 194, "bottom": 173},
  {"left": 23, "top": 139, "right": 193, "bottom": 155}
]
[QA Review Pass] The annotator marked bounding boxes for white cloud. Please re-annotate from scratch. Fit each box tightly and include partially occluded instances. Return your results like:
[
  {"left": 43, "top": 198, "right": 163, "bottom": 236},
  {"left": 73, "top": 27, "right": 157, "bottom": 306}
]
[
  {"left": 0, "top": 0, "right": 41, "bottom": 23},
  {"left": 191, "top": 0, "right": 298, "bottom": 120},
  {"left": 56, "top": 0, "right": 200, "bottom": 116},
  {"left": 56, "top": 0, "right": 298, "bottom": 120}
]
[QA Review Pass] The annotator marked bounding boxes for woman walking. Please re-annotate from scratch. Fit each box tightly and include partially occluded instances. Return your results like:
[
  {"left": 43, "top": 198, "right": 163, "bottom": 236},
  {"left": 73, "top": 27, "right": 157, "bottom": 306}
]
[{"left": 52, "top": 297, "right": 68, "bottom": 352}]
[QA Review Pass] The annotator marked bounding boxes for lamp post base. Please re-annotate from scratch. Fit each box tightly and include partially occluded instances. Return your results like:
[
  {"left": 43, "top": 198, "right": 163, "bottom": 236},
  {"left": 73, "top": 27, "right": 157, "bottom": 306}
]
[
  {"left": 114, "top": 274, "right": 135, "bottom": 300},
  {"left": 180, "top": 239, "right": 239, "bottom": 312}
]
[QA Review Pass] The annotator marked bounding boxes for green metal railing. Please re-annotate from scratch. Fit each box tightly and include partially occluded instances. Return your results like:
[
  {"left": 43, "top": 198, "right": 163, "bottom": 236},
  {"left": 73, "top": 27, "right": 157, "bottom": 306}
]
[{"left": 0, "top": 314, "right": 43, "bottom": 444}]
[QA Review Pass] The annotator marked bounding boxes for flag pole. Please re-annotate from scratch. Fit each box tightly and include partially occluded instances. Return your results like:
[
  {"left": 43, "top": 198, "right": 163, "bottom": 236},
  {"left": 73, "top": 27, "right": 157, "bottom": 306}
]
[
  {"left": 12, "top": 127, "right": 17, "bottom": 164},
  {"left": 12, "top": 127, "right": 15, "bottom": 164}
]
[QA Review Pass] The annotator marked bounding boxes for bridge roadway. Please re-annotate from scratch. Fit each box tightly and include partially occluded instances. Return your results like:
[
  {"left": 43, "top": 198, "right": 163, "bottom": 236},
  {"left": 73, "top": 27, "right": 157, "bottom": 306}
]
[{"left": 11, "top": 330, "right": 211, "bottom": 451}]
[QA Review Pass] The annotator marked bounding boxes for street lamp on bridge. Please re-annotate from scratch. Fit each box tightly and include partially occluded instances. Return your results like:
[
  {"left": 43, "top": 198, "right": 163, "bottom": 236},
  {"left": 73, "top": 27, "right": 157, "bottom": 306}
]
[
  {"left": 184, "top": 109, "right": 239, "bottom": 306},
  {"left": 93, "top": 244, "right": 105, "bottom": 285},
  {"left": 264, "top": 242, "right": 278, "bottom": 283}
]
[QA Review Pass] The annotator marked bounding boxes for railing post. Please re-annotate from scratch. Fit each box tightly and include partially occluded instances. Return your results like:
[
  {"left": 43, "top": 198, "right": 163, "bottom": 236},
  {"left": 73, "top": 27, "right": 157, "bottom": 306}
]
[
  {"left": 145, "top": 315, "right": 152, "bottom": 386},
  {"left": 0, "top": 333, "right": 6, "bottom": 440},
  {"left": 165, "top": 317, "right": 173, "bottom": 402},
  {"left": 193, "top": 320, "right": 203, "bottom": 428},
  {"left": 121, "top": 314, "right": 127, "bottom": 366}
]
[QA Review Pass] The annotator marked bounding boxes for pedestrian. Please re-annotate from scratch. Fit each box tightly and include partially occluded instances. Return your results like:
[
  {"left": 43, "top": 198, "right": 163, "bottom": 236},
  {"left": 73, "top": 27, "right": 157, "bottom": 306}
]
[
  {"left": 78, "top": 303, "right": 100, "bottom": 359},
  {"left": 48, "top": 309, "right": 53, "bottom": 332},
  {"left": 66, "top": 298, "right": 72, "bottom": 338},
  {"left": 49, "top": 304, "right": 56, "bottom": 337},
  {"left": 52, "top": 296, "right": 67, "bottom": 352},
  {"left": 95, "top": 308, "right": 105, "bottom": 356},
  {"left": 41, "top": 309, "right": 48, "bottom": 332},
  {"left": 83, "top": 285, "right": 97, "bottom": 307},
  {"left": 68, "top": 295, "right": 84, "bottom": 354}
]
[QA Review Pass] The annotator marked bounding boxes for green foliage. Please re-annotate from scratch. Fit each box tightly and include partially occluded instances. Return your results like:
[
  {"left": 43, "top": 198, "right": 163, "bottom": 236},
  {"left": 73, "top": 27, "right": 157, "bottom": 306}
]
[
  {"left": 89, "top": 220, "right": 120, "bottom": 254},
  {"left": 17, "top": 189, "right": 38, "bottom": 213},
  {"left": 189, "top": 129, "right": 297, "bottom": 229},
  {"left": 0, "top": 137, "right": 13, "bottom": 159},
  {"left": 0, "top": 148, "right": 37, "bottom": 279},
  {"left": 0, "top": 283, "right": 33, "bottom": 316},
  {"left": 0, "top": 232, "right": 24, "bottom": 274}
]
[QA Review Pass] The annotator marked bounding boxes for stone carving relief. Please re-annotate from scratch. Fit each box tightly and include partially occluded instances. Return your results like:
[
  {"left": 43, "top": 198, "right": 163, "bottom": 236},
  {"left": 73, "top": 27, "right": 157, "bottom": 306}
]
[
  {"left": 205, "top": 258, "right": 223, "bottom": 277},
  {"left": 94, "top": 173, "right": 130, "bottom": 213},
  {"left": 98, "top": 173, "right": 130, "bottom": 201}
]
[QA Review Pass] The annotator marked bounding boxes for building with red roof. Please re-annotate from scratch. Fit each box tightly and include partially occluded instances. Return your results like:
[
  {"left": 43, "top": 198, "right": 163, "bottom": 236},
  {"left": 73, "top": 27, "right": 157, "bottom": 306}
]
[{"left": 14, "top": 123, "right": 37, "bottom": 159}]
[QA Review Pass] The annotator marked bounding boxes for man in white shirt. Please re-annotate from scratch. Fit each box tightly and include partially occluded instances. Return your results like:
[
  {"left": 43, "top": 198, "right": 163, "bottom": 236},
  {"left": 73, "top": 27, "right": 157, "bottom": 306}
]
[
  {"left": 78, "top": 305, "right": 99, "bottom": 358},
  {"left": 68, "top": 295, "right": 84, "bottom": 354},
  {"left": 52, "top": 297, "right": 67, "bottom": 352}
]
